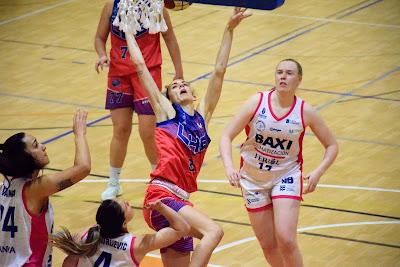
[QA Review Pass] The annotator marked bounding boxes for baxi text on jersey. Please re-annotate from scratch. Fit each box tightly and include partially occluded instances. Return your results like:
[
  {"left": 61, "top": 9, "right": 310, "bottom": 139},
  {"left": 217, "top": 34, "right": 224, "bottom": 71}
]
[{"left": 255, "top": 134, "right": 293, "bottom": 150}]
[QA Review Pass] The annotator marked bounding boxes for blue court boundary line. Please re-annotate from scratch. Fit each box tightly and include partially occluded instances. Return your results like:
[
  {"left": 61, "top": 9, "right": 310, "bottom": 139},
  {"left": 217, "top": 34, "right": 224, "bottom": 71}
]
[
  {"left": 0, "top": 92, "right": 103, "bottom": 110},
  {"left": 42, "top": 115, "right": 111, "bottom": 144},
  {"left": 41, "top": 0, "right": 387, "bottom": 145}
]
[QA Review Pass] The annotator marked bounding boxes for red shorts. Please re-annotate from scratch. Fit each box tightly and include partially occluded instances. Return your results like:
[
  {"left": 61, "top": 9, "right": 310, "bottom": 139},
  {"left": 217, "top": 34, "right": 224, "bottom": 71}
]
[{"left": 105, "top": 66, "right": 162, "bottom": 115}]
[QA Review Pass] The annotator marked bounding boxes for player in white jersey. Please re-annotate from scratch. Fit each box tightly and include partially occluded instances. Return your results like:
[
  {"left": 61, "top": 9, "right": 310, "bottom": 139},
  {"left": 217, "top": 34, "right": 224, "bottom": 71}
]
[
  {"left": 50, "top": 199, "right": 189, "bottom": 267},
  {"left": 0, "top": 110, "right": 91, "bottom": 266},
  {"left": 220, "top": 59, "right": 338, "bottom": 267}
]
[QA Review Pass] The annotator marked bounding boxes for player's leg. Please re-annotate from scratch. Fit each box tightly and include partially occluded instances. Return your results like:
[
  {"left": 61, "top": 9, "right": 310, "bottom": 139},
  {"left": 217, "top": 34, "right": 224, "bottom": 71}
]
[
  {"left": 272, "top": 198, "right": 303, "bottom": 267},
  {"left": 176, "top": 205, "right": 224, "bottom": 267},
  {"left": 132, "top": 66, "right": 162, "bottom": 169},
  {"left": 247, "top": 208, "right": 284, "bottom": 266},
  {"left": 241, "top": 178, "right": 284, "bottom": 266},
  {"left": 102, "top": 76, "right": 134, "bottom": 200},
  {"left": 137, "top": 114, "right": 157, "bottom": 167},
  {"left": 271, "top": 170, "right": 303, "bottom": 266}
]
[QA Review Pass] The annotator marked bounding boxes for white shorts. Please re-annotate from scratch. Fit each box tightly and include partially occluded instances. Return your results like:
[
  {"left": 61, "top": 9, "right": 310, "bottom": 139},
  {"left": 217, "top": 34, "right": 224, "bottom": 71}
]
[{"left": 240, "top": 169, "right": 303, "bottom": 212}]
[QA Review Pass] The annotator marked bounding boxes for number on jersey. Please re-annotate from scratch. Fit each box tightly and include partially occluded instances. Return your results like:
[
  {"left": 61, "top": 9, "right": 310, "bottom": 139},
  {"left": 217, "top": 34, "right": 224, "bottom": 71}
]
[{"left": 0, "top": 204, "right": 18, "bottom": 238}]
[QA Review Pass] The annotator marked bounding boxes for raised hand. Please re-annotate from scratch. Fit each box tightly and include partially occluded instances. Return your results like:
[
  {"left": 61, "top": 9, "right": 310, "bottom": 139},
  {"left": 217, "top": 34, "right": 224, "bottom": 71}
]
[
  {"left": 73, "top": 109, "right": 88, "bottom": 136},
  {"left": 227, "top": 7, "right": 252, "bottom": 30}
]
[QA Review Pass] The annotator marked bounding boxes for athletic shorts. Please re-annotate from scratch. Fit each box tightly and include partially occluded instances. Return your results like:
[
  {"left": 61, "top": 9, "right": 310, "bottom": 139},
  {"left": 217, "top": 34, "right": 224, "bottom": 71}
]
[
  {"left": 240, "top": 168, "right": 303, "bottom": 212},
  {"left": 105, "top": 66, "right": 162, "bottom": 114},
  {"left": 143, "top": 185, "right": 193, "bottom": 253}
]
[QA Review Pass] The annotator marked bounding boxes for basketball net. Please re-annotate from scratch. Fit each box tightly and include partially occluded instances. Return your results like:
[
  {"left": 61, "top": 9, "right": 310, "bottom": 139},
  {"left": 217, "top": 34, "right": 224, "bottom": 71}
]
[{"left": 112, "top": 0, "right": 168, "bottom": 35}]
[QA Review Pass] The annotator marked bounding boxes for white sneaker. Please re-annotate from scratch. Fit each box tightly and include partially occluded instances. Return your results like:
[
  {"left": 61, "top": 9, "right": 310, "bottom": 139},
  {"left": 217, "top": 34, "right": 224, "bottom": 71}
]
[{"left": 101, "top": 181, "right": 122, "bottom": 200}]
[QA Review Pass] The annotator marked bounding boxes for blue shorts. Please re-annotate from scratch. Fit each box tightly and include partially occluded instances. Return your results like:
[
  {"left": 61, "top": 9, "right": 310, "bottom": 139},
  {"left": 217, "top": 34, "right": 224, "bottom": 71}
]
[{"left": 148, "top": 197, "right": 193, "bottom": 253}]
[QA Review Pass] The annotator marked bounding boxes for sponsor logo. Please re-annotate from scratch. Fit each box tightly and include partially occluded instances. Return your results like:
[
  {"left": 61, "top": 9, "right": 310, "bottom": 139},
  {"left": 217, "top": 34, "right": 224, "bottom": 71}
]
[
  {"left": 270, "top": 127, "right": 282, "bottom": 132},
  {"left": 282, "top": 177, "right": 294, "bottom": 184},
  {"left": 286, "top": 118, "right": 300, "bottom": 125},
  {"left": 288, "top": 129, "right": 301, "bottom": 135},
  {"left": 255, "top": 120, "right": 266, "bottom": 131},
  {"left": 255, "top": 134, "right": 293, "bottom": 150},
  {"left": 112, "top": 79, "right": 120, "bottom": 87}
]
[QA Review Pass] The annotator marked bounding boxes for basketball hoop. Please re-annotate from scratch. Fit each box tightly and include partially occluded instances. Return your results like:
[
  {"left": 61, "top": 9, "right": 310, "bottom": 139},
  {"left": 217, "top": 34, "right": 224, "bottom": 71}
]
[{"left": 112, "top": 0, "right": 168, "bottom": 35}]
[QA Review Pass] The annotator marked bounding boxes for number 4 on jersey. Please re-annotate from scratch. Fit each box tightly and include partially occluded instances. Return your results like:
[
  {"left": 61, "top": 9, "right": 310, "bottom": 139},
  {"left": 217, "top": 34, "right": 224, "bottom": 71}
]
[{"left": 0, "top": 204, "right": 18, "bottom": 238}]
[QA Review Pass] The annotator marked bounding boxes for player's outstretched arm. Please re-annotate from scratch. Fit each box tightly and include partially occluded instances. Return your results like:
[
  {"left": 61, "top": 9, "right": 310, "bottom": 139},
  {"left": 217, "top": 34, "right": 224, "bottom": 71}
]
[
  {"left": 26, "top": 110, "right": 91, "bottom": 200},
  {"left": 126, "top": 32, "right": 176, "bottom": 122},
  {"left": 198, "top": 7, "right": 251, "bottom": 126}
]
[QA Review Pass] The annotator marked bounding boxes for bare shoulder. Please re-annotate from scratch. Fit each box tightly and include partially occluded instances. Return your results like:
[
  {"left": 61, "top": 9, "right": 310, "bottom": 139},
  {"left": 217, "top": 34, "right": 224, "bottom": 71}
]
[{"left": 302, "top": 101, "right": 323, "bottom": 127}]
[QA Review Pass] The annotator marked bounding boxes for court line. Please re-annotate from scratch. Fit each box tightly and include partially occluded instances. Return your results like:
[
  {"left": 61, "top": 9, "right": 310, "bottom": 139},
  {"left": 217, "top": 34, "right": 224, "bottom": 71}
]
[
  {"left": 300, "top": 232, "right": 400, "bottom": 249},
  {"left": 192, "top": 0, "right": 384, "bottom": 83},
  {"left": 212, "top": 220, "right": 400, "bottom": 253},
  {"left": 221, "top": 79, "right": 400, "bottom": 103},
  {"left": 316, "top": 65, "right": 400, "bottom": 110},
  {"left": 42, "top": 115, "right": 111, "bottom": 144},
  {"left": 264, "top": 13, "right": 400, "bottom": 29},
  {"left": 0, "top": 92, "right": 103, "bottom": 110},
  {"left": 77, "top": 178, "right": 400, "bottom": 193},
  {"left": 0, "top": 0, "right": 77, "bottom": 26},
  {"left": 28, "top": 0, "right": 383, "bottom": 145},
  {"left": 145, "top": 253, "right": 225, "bottom": 267}
]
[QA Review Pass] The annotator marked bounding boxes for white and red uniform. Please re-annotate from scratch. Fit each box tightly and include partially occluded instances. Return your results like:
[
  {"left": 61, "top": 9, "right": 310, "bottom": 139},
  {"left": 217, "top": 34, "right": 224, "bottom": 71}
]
[
  {"left": 0, "top": 178, "right": 54, "bottom": 267},
  {"left": 240, "top": 90, "right": 305, "bottom": 211},
  {"left": 77, "top": 233, "right": 139, "bottom": 267}
]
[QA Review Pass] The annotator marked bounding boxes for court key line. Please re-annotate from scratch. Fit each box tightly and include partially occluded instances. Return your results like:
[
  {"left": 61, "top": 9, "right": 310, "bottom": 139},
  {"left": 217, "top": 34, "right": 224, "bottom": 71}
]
[
  {"left": 212, "top": 220, "right": 400, "bottom": 253},
  {"left": 79, "top": 178, "right": 400, "bottom": 193}
]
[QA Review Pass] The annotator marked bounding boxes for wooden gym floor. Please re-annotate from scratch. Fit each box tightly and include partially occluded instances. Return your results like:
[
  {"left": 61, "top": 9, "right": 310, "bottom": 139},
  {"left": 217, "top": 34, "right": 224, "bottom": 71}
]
[{"left": 0, "top": 0, "right": 399, "bottom": 266}]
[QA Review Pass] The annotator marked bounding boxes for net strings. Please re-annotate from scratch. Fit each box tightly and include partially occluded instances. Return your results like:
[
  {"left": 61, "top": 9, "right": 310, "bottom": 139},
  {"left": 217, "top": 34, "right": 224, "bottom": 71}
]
[{"left": 112, "top": 0, "right": 168, "bottom": 35}]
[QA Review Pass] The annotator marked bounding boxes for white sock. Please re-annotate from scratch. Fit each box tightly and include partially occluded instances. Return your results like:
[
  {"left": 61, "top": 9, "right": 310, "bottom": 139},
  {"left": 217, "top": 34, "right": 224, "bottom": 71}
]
[{"left": 109, "top": 167, "right": 121, "bottom": 184}]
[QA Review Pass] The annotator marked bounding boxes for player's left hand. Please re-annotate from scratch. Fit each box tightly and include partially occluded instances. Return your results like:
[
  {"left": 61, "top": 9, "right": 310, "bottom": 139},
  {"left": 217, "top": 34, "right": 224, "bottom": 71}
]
[{"left": 302, "top": 170, "right": 322, "bottom": 194}]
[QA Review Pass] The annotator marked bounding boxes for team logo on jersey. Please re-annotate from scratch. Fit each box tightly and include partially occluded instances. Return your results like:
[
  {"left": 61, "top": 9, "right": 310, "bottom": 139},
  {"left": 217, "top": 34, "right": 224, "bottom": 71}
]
[
  {"left": 112, "top": 79, "right": 120, "bottom": 87},
  {"left": 255, "top": 120, "right": 266, "bottom": 131},
  {"left": 177, "top": 123, "right": 209, "bottom": 154}
]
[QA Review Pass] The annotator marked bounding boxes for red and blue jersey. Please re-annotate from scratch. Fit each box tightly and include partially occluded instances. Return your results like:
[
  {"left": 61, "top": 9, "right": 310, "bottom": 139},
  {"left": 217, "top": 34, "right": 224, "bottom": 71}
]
[
  {"left": 150, "top": 104, "right": 211, "bottom": 193},
  {"left": 109, "top": 0, "right": 162, "bottom": 76}
]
